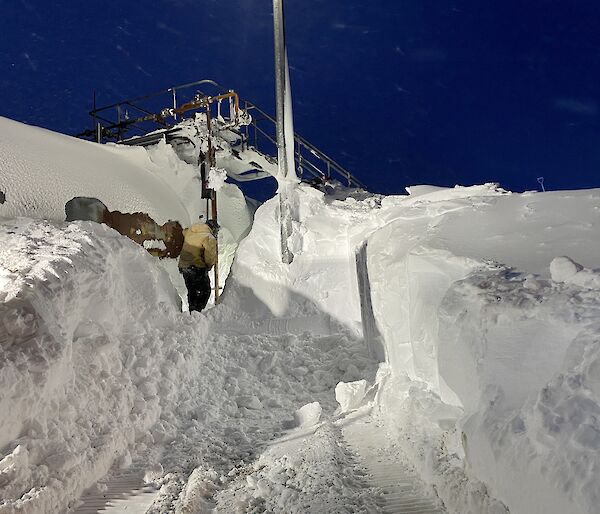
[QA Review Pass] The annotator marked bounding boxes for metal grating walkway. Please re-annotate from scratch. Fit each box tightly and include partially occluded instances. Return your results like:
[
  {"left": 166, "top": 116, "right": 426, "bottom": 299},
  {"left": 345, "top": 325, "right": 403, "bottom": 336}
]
[
  {"left": 73, "top": 468, "right": 159, "bottom": 514},
  {"left": 343, "top": 416, "right": 446, "bottom": 514}
]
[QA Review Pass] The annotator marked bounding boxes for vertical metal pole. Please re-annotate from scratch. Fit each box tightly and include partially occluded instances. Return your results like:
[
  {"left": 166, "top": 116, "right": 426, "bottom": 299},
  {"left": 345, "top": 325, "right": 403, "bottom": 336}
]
[
  {"left": 273, "top": 0, "right": 294, "bottom": 264},
  {"left": 273, "top": 0, "right": 288, "bottom": 180},
  {"left": 211, "top": 190, "right": 220, "bottom": 304},
  {"left": 172, "top": 89, "right": 177, "bottom": 121},
  {"left": 205, "top": 107, "right": 220, "bottom": 304}
]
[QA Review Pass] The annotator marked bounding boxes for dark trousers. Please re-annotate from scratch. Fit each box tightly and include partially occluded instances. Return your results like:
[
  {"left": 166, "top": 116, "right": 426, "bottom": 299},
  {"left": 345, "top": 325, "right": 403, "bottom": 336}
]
[{"left": 180, "top": 266, "right": 211, "bottom": 312}]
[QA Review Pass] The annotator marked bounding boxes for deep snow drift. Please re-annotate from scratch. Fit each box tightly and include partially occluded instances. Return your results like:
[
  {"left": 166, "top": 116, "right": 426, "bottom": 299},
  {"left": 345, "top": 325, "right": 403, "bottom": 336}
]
[
  {"left": 0, "top": 218, "right": 378, "bottom": 513},
  {"left": 1, "top": 116, "right": 600, "bottom": 514}
]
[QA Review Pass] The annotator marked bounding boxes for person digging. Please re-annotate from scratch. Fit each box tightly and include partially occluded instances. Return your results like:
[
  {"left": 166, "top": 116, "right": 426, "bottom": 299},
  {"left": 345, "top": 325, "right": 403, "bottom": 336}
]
[{"left": 178, "top": 218, "right": 217, "bottom": 312}]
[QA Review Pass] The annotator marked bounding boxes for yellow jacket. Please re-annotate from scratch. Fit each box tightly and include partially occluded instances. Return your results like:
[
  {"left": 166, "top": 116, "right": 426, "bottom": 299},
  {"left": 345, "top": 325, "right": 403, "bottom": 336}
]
[{"left": 178, "top": 223, "right": 217, "bottom": 270}]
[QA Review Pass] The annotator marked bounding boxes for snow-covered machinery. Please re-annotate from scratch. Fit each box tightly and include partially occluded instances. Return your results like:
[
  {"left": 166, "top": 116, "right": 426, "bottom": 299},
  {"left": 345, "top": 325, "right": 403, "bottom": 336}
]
[{"left": 76, "top": 79, "right": 365, "bottom": 189}]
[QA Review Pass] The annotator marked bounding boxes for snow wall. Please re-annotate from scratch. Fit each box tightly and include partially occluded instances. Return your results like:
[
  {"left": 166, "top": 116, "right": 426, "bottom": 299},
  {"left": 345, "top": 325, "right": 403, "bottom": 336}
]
[
  {"left": 0, "top": 215, "right": 377, "bottom": 513},
  {"left": 219, "top": 186, "right": 383, "bottom": 338},
  {"left": 0, "top": 219, "right": 193, "bottom": 512},
  {"left": 365, "top": 186, "right": 600, "bottom": 514}
]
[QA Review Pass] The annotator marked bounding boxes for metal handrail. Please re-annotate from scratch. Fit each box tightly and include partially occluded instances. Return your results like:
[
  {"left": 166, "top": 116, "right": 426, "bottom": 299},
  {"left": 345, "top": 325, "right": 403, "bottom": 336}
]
[
  {"left": 242, "top": 100, "right": 365, "bottom": 188},
  {"left": 91, "top": 79, "right": 229, "bottom": 114}
]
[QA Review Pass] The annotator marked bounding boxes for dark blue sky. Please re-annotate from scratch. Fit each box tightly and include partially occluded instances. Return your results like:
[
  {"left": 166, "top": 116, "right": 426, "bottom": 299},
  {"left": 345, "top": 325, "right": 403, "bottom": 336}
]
[{"left": 2, "top": 0, "right": 600, "bottom": 195}]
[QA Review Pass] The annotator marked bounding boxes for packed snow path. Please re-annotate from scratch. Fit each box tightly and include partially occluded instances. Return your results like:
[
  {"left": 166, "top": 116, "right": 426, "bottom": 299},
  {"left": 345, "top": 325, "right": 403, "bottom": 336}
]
[{"left": 343, "top": 415, "right": 445, "bottom": 514}]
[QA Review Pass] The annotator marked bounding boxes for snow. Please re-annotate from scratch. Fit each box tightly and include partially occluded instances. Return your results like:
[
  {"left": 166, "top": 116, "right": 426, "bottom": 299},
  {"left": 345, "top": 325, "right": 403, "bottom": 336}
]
[
  {"left": 293, "top": 402, "right": 322, "bottom": 428},
  {"left": 0, "top": 217, "right": 378, "bottom": 513},
  {"left": 0, "top": 219, "right": 180, "bottom": 513},
  {"left": 0, "top": 117, "right": 189, "bottom": 225},
  {"left": 214, "top": 423, "right": 379, "bottom": 513},
  {"left": 0, "top": 115, "right": 256, "bottom": 306},
  {"left": 2, "top": 114, "right": 600, "bottom": 514},
  {"left": 207, "top": 166, "right": 227, "bottom": 191},
  {"left": 335, "top": 380, "right": 368, "bottom": 413},
  {"left": 364, "top": 185, "right": 600, "bottom": 514},
  {"left": 225, "top": 182, "right": 600, "bottom": 514},
  {"left": 143, "top": 239, "right": 167, "bottom": 251}
]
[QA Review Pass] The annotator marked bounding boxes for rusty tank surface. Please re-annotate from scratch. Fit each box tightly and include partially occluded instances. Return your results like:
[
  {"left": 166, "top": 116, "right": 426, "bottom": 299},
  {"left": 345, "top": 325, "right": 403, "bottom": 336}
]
[{"left": 65, "top": 196, "right": 184, "bottom": 259}]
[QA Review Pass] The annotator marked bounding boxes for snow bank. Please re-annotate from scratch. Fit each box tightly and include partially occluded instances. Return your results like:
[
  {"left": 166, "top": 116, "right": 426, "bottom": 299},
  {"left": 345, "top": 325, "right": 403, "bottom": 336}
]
[
  {"left": 439, "top": 263, "right": 600, "bottom": 514},
  {"left": 221, "top": 185, "right": 384, "bottom": 334},
  {"left": 0, "top": 117, "right": 189, "bottom": 225},
  {"left": 0, "top": 114, "right": 254, "bottom": 249},
  {"left": 0, "top": 218, "right": 185, "bottom": 513},
  {"left": 0, "top": 116, "right": 256, "bottom": 304},
  {"left": 4, "top": 156, "right": 600, "bottom": 514},
  {"left": 231, "top": 182, "right": 600, "bottom": 514},
  {"left": 364, "top": 185, "right": 600, "bottom": 514}
]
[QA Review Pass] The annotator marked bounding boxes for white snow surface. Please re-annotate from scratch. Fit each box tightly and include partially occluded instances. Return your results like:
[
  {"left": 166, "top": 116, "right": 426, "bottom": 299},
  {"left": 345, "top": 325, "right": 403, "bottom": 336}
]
[
  {"left": 0, "top": 116, "right": 256, "bottom": 306},
  {"left": 0, "top": 218, "right": 377, "bottom": 513},
  {"left": 0, "top": 117, "right": 188, "bottom": 225},
  {"left": 224, "top": 183, "right": 600, "bottom": 514},
  {"left": 2, "top": 117, "right": 600, "bottom": 514},
  {"left": 365, "top": 185, "right": 600, "bottom": 514}
]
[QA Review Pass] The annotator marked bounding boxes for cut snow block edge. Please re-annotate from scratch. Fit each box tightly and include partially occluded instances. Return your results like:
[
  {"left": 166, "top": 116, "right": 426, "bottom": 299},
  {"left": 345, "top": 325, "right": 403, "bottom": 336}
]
[
  {"left": 550, "top": 256, "right": 600, "bottom": 289},
  {"left": 293, "top": 402, "right": 322, "bottom": 428},
  {"left": 335, "top": 380, "right": 368, "bottom": 413},
  {"left": 550, "top": 256, "right": 583, "bottom": 282}
]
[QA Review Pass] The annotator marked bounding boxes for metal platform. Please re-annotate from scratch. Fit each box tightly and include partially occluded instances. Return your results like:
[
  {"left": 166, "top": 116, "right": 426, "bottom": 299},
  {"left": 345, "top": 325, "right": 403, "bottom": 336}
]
[{"left": 76, "top": 79, "right": 366, "bottom": 189}]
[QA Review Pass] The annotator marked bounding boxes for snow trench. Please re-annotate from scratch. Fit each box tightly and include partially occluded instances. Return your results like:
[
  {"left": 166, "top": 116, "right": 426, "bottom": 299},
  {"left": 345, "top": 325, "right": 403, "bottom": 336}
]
[
  {"left": 0, "top": 217, "right": 379, "bottom": 513},
  {"left": 3, "top": 180, "right": 600, "bottom": 514}
]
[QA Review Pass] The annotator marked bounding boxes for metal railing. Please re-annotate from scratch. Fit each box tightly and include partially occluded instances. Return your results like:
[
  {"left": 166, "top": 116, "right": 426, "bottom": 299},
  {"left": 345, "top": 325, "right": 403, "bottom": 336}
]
[
  {"left": 77, "top": 80, "right": 238, "bottom": 142},
  {"left": 241, "top": 100, "right": 366, "bottom": 188},
  {"left": 76, "top": 79, "right": 366, "bottom": 189}
]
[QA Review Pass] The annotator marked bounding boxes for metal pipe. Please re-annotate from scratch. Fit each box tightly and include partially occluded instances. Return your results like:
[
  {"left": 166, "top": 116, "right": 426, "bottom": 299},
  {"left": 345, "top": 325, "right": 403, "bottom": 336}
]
[
  {"left": 172, "top": 88, "right": 177, "bottom": 121},
  {"left": 211, "top": 191, "right": 220, "bottom": 304},
  {"left": 94, "top": 79, "right": 226, "bottom": 113}
]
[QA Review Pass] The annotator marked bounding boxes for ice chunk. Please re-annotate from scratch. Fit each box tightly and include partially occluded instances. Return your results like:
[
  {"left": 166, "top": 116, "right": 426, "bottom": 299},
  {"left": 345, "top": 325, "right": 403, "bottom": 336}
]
[
  {"left": 293, "top": 402, "right": 322, "bottom": 428},
  {"left": 335, "top": 380, "right": 368, "bottom": 412},
  {"left": 550, "top": 256, "right": 583, "bottom": 282}
]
